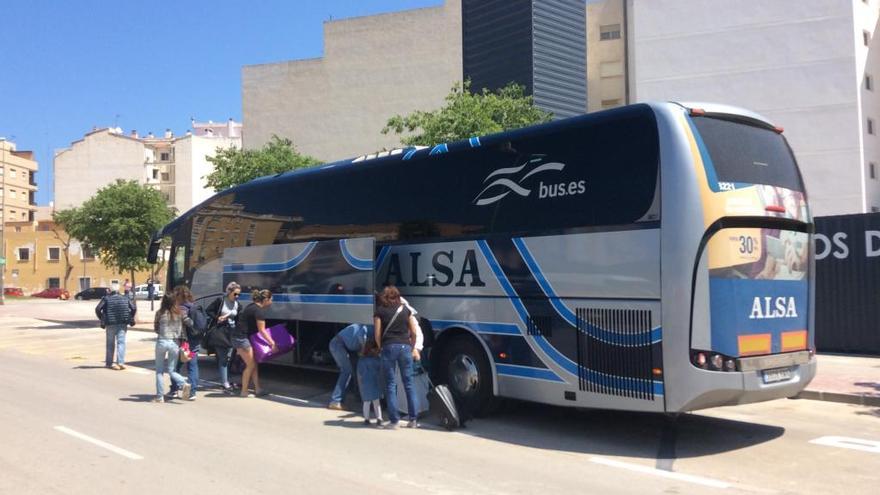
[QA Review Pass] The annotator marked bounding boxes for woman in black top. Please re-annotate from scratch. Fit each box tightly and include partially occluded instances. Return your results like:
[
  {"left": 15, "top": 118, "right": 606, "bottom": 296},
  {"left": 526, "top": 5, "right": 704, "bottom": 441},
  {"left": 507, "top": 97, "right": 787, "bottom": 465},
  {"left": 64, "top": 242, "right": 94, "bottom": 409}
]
[
  {"left": 237, "top": 289, "right": 276, "bottom": 398},
  {"left": 374, "top": 285, "right": 419, "bottom": 429}
]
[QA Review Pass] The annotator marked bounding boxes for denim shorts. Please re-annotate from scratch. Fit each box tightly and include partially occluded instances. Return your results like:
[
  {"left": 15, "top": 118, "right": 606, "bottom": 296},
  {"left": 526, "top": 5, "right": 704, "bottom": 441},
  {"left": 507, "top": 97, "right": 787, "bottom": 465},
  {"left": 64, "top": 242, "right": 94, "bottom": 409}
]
[{"left": 232, "top": 337, "right": 251, "bottom": 350}]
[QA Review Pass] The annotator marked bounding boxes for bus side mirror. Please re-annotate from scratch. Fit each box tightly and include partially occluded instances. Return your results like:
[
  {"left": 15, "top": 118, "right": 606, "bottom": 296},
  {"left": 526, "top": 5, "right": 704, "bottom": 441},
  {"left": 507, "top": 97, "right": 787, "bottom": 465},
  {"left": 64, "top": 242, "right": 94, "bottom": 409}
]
[{"left": 147, "top": 235, "right": 162, "bottom": 264}]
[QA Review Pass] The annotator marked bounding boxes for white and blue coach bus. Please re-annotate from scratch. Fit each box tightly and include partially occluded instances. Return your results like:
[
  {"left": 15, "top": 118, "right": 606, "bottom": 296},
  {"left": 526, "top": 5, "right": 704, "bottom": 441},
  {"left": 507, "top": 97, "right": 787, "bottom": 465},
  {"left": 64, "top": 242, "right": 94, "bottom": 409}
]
[{"left": 149, "top": 102, "right": 816, "bottom": 415}]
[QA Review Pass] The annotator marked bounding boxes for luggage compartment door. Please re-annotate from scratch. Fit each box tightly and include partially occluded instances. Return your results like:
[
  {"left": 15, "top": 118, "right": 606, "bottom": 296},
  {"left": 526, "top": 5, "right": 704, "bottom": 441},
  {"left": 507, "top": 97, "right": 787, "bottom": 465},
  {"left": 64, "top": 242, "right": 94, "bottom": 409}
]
[{"left": 222, "top": 238, "right": 375, "bottom": 324}]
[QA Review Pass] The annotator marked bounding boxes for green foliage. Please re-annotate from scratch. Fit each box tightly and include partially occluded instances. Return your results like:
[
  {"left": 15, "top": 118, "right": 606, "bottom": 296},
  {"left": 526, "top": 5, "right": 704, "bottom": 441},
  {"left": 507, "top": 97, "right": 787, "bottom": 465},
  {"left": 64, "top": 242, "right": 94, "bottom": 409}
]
[
  {"left": 204, "top": 135, "right": 321, "bottom": 192},
  {"left": 382, "top": 80, "right": 553, "bottom": 146},
  {"left": 55, "top": 180, "right": 176, "bottom": 281}
]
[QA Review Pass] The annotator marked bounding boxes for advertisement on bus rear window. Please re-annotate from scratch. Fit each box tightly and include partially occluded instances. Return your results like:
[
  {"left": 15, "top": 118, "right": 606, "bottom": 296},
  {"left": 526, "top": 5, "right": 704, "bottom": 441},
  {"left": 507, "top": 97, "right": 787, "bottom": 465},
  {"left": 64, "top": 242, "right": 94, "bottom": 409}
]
[{"left": 707, "top": 226, "right": 809, "bottom": 358}]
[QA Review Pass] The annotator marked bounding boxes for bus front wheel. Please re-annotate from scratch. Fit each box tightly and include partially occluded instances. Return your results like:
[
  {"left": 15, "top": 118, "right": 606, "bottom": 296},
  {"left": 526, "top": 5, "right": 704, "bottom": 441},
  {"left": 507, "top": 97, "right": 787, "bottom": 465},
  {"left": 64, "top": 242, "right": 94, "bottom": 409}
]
[{"left": 438, "top": 335, "right": 497, "bottom": 417}]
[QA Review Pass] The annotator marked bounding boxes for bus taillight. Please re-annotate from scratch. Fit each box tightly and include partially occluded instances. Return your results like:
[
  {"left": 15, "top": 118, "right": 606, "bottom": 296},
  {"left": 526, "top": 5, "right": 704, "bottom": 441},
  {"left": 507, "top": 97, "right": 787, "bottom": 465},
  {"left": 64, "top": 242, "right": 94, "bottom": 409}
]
[{"left": 692, "top": 350, "right": 739, "bottom": 372}]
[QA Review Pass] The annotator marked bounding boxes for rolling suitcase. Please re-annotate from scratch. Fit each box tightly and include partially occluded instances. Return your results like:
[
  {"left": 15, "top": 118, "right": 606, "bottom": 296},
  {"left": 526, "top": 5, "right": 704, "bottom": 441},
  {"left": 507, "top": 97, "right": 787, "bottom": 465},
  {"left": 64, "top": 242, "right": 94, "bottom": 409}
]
[
  {"left": 396, "top": 365, "right": 431, "bottom": 417},
  {"left": 428, "top": 383, "right": 462, "bottom": 430}
]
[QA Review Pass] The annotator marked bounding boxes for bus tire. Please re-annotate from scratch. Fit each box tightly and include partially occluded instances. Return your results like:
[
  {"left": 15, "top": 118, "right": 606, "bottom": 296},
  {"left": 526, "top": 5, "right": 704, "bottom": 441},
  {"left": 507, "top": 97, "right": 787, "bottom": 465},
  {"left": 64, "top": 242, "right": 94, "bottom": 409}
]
[{"left": 437, "top": 335, "right": 498, "bottom": 417}]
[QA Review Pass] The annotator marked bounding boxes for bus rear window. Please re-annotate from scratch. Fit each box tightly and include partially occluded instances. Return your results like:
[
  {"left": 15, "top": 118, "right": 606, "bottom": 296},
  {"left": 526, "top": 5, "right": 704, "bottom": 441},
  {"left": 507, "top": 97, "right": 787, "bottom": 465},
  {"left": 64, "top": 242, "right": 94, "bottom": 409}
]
[{"left": 692, "top": 117, "right": 803, "bottom": 191}]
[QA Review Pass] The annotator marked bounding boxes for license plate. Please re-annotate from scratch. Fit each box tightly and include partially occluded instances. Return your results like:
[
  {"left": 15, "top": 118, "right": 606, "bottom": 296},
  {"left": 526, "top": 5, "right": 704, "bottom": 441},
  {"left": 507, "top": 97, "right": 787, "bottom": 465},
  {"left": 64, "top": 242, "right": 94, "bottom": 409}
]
[{"left": 762, "top": 367, "right": 793, "bottom": 384}]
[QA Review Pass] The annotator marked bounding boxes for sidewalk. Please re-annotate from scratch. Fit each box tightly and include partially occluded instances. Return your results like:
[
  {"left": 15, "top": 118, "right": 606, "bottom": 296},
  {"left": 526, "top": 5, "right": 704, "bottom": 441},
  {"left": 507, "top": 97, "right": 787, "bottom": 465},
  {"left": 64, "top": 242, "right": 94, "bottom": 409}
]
[{"left": 797, "top": 353, "right": 880, "bottom": 407}]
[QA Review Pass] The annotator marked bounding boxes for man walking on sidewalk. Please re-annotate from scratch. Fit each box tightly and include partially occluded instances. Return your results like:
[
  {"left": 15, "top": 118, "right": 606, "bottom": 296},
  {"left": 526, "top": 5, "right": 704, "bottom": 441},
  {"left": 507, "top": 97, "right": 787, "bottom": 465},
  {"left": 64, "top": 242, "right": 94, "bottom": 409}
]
[{"left": 95, "top": 283, "right": 137, "bottom": 370}]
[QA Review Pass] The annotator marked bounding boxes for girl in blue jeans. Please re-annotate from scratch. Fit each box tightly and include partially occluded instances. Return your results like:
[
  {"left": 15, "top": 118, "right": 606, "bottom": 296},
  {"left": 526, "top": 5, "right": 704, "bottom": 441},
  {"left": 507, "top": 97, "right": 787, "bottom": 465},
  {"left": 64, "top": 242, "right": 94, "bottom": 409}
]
[
  {"left": 374, "top": 285, "right": 419, "bottom": 429},
  {"left": 153, "top": 294, "right": 191, "bottom": 402}
]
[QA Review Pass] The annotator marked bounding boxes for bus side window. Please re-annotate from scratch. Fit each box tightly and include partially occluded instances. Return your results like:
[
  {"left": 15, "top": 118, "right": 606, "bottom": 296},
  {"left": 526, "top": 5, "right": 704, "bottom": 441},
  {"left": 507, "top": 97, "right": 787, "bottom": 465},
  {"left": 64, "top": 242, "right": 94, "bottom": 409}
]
[{"left": 171, "top": 244, "right": 186, "bottom": 287}]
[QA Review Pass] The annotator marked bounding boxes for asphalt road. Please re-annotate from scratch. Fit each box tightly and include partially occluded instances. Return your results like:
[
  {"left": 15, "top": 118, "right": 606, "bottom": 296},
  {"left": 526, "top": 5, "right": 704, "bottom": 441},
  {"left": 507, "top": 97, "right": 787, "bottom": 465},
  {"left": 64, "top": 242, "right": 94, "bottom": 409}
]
[{"left": 1, "top": 300, "right": 878, "bottom": 494}]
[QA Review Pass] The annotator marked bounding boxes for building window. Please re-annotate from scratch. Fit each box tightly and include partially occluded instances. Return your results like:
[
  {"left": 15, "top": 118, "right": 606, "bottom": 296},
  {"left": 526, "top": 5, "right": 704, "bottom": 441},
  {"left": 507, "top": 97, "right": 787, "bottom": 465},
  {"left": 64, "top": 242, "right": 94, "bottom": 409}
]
[
  {"left": 81, "top": 245, "right": 96, "bottom": 260},
  {"left": 0, "top": 167, "right": 4, "bottom": 176},
  {"left": 160, "top": 152, "right": 170, "bottom": 161},
  {"left": 11, "top": 269, "right": 19, "bottom": 278},
  {"left": 47, "top": 277, "right": 61, "bottom": 289},
  {"left": 865, "top": 30, "right": 871, "bottom": 46},
  {"left": 17, "top": 248, "right": 30, "bottom": 261},
  {"left": 47, "top": 247, "right": 61, "bottom": 261},
  {"left": 9, "top": 190, "right": 15, "bottom": 199},
  {"left": 161, "top": 172, "right": 170, "bottom": 182},
  {"left": 79, "top": 277, "right": 91, "bottom": 291},
  {"left": 14, "top": 226, "right": 21, "bottom": 232},
  {"left": 111, "top": 279, "right": 119, "bottom": 286},
  {"left": 869, "top": 118, "right": 875, "bottom": 135},
  {"left": 601, "top": 99, "right": 622, "bottom": 108},
  {"left": 867, "top": 74, "right": 874, "bottom": 91},
  {"left": 9, "top": 169, "right": 15, "bottom": 179},
  {"left": 152, "top": 169, "right": 159, "bottom": 180},
  {"left": 872, "top": 162, "right": 877, "bottom": 179},
  {"left": 600, "top": 24, "right": 621, "bottom": 41}
]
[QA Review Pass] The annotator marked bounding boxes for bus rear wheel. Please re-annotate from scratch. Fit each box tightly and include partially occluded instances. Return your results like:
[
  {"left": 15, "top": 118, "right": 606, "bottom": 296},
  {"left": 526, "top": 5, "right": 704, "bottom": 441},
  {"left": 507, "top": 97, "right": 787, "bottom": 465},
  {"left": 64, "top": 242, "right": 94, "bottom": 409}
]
[{"left": 437, "top": 335, "right": 497, "bottom": 417}]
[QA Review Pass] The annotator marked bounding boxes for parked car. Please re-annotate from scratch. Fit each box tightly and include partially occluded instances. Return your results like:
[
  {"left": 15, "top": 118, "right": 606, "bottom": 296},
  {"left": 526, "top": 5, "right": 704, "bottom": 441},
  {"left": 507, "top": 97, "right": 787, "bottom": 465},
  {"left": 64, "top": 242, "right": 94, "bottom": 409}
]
[
  {"left": 133, "top": 283, "right": 163, "bottom": 300},
  {"left": 32, "top": 288, "right": 71, "bottom": 300},
  {"left": 3, "top": 287, "right": 24, "bottom": 297},
  {"left": 74, "top": 287, "right": 110, "bottom": 300}
]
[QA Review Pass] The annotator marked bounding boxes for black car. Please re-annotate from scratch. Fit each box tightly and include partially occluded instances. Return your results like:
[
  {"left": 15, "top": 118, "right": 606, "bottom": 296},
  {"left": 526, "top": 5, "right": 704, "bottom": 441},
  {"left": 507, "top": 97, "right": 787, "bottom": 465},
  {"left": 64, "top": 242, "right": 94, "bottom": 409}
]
[{"left": 74, "top": 287, "right": 111, "bottom": 300}]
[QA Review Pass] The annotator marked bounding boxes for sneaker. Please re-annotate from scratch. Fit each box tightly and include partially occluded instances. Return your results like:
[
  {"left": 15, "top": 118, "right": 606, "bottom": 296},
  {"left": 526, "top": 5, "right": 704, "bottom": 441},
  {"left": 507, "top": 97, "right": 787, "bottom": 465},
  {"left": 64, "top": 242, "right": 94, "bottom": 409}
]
[
  {"left": 385, "top": 422, "right": 399, "bottom": 430},
  {"left": 117, "top": 364, "right": 126, "bottom": 370},
  {"left": 187, "top": 394, "right": 196, "bottom": 401},
  {"left": 222, "top": 386, "right": 235, "bottom": 395},
  {"left": 181, "top": 383, "right": 192, "bottom": 399},
  {"left": 152, "top": 396, "right": 164, "bottom": 403},
  {"left": 363, "top": 419, "right": 372, "bottom": 426},
  {"left": 327, "top": 402, "right": 343, "bottom": 411},
  {"left": 110, "top": 364, "right": 122, "bottom": 370},
  {"left": 172, "top": 390, "right": 182, "bottom": 399},
  {"left": 407, "top": 420, "right": 419, "bottom": 429}
]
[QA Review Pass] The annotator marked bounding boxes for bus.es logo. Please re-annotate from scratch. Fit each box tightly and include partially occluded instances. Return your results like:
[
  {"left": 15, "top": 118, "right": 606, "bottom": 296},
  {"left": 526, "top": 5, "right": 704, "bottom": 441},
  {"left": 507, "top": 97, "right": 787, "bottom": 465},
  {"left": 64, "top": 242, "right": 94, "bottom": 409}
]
[{"left": 473, "top": 155, "right": 585, "bottom": 206}]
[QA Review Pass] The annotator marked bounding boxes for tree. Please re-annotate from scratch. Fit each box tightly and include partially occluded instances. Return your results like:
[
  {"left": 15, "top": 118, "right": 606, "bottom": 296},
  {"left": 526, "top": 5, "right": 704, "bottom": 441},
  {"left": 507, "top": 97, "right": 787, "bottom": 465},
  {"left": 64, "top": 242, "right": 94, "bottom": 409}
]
[
  {"left": 204, "top": 135, "right": 321, "bottom": 192},
  {"left": 382, "top": 80, "right": 553, "bottom": 147},
  {"left": 50, "top": 208, "right": 80, "bottom": 290},
  {"left": 58, "top": 180, "right": 176, "bottom": 287}
]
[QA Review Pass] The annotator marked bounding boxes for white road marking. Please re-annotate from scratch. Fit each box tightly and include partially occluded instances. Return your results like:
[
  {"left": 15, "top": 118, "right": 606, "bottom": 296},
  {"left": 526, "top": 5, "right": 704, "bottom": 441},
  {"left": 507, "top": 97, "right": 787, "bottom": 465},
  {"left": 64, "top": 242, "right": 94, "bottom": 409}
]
[
  {"left": 53, "top": 426, "right": 143, "bottom": 460},
  {"left": 810, "top": 436, "right": 880, "bottom": 454},
  {"left": 589, "top": 457, "right": 730, "bottom": 489}
]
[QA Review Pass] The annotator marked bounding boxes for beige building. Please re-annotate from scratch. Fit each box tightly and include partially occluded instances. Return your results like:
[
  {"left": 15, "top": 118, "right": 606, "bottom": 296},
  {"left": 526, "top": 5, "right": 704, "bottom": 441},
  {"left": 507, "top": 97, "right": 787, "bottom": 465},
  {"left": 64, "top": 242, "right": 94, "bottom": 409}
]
[
  {"left": 242, "top": 0, "right": 463, "bottom": 162},
  {"left": 0, "top": 139, "right": 38, "bottom": 224},
  {"left": 2, "top": 207, "right": 151, "bottom": 295},
  {"left": 54, "top": 120, "right": 242, "bottom": 214},
  {"left": 586, "top": 0, "right": 627, "bottom": 112}
]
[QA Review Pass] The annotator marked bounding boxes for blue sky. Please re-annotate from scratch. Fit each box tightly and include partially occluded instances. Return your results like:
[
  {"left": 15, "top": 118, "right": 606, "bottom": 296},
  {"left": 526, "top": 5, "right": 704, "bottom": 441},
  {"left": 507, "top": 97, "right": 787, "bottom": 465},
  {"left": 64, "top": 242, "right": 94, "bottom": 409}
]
[{"left": 0, "top": 0, "right": 442, "bottom": 205}]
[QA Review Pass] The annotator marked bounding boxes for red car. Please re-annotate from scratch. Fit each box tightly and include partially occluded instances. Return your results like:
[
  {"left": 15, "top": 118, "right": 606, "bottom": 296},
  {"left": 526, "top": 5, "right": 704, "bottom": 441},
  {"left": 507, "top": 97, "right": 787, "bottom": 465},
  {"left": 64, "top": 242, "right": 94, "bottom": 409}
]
[
  {"left": 32, "top": 288, "right": 71, "bottom": 300},
  {"left": 4, "top": 287, "right": 24, "bottom": 297}
]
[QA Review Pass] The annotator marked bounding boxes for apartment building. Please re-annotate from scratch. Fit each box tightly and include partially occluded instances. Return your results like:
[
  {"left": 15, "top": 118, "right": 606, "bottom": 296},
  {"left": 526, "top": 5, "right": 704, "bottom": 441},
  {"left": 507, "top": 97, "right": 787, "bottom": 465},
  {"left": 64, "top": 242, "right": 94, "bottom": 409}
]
[
  {"left": 54, "top": 119, "right": 242, "bottom": 214},
  {"left": 243, "top": 0, "right": 587, "bottom": 162},
  {"left": 3, "top": 206, "right": 150, "bottom": 294},
  {"left": 0, "top": 139, "right": 38, "bottom": 224}
]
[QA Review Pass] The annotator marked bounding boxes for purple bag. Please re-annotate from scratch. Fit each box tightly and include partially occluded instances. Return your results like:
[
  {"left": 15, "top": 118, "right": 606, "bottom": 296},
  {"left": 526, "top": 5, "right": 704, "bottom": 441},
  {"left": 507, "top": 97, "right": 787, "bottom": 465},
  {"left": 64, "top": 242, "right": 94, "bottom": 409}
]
[{"left": 250, "top": 323, "right": 295, "bottom": 363}]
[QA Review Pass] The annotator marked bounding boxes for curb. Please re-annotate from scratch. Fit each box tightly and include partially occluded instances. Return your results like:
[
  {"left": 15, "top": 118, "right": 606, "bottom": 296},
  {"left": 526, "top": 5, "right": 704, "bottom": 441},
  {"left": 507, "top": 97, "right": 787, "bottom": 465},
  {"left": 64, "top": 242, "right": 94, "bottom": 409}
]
[{"left": 795, "top": 390, "right": 880, "bottom": 407}]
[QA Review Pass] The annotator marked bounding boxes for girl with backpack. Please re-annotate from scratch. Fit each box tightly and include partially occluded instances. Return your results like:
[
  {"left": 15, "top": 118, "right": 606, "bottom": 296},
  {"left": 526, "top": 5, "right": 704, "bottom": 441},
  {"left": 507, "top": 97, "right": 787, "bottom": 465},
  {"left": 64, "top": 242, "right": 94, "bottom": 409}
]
[
  {"left": 169, "top": 286, "right": 201, "bottom": 400},
  {"left": 357, "top": 336, "right": 383, "bottom": 426}
]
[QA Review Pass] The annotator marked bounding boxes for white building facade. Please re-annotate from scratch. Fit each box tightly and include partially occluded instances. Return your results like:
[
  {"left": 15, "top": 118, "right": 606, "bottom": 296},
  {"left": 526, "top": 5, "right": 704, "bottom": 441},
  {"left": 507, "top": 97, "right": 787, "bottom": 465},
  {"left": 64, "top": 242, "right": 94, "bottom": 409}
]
[
  {"left": 54, "top": 120, "right": 242, "bottom": 213},
  {"left": 625, "top": 0, "right": 880, "bottom": 216}
]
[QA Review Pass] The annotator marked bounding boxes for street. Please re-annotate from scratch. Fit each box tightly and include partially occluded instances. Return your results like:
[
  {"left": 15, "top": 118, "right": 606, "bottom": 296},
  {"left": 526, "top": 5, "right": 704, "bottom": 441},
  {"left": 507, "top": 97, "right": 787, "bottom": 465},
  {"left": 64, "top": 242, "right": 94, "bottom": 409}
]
[{"left": 0, "top": 300, "right": 878, "bottom": 494}]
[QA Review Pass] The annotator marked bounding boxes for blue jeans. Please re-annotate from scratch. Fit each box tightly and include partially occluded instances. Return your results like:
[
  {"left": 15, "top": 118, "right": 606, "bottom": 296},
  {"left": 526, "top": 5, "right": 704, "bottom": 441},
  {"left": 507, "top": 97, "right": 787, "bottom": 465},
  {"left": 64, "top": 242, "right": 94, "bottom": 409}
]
[
  {"left": 329, "top": 336, "right": 354, "bottom": 404},
  {"left": 382, "top": 343, "right": 416, "bottom": 424},
  {"left": 155, "top": 339, "right": 187, "bottom": 396},
  {"left": 105, "top": 325, "right": 127, "bottom": 366},
  {"left": 171, "top": 345, "right": 200, "bottom": 397},
  {"left": 216, "top": 346, "right": 232, "bottom": 386}
]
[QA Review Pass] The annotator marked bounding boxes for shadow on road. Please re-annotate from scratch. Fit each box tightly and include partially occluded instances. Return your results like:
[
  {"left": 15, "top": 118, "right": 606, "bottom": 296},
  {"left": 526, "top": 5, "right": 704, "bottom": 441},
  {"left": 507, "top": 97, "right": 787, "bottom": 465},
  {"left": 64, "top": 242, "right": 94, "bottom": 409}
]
[
  {"left": 72, "top": 365, "right": 108, "bottom": 370},
  {"left": 35, "top": 319, "right": 99, "bottom": 329},
  {"left": 451, "top": 400, "right": 785, "bottom": 461}
]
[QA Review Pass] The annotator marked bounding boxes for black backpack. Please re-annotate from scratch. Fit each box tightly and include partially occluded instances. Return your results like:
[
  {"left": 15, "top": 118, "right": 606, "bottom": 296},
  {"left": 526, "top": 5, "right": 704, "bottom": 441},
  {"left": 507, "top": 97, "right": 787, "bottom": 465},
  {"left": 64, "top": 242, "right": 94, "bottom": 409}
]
[{"left": 188, "top": 304, "right": 210, "bottom": 337}]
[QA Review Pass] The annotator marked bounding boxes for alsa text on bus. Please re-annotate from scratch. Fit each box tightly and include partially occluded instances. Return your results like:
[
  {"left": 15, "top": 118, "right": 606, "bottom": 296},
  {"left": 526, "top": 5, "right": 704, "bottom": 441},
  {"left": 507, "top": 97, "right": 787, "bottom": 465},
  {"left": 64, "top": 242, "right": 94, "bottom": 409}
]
[
  {"left": 384, "top": 249, "right": 486, "bottom": 288},
  {"left": 749, "top": 296, "right": 798, "bottom": 319}
]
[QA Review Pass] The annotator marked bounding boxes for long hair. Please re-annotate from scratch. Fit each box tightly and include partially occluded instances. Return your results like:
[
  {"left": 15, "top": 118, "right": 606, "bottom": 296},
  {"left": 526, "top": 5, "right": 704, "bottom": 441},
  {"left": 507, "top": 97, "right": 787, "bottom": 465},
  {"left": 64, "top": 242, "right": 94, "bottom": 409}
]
[
  {"left": 158, "top": 293, "right": 180, "bottom": 318},
  {"left": 251, "top": 289, "right": 272, "bottom": 304},
  {"left": 377, "top": 285, "right": 401, "bottom": 308},
  {"left": 173, "top": 285, "right": 193, "bottom": 303}
]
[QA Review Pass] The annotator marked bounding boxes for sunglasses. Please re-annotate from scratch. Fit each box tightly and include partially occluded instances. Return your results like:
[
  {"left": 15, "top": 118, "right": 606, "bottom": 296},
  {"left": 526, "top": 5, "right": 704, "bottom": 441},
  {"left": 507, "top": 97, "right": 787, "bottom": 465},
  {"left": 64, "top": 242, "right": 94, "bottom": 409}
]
[{"left": 233, "top": 292, "right": 241, "bottom": 297}]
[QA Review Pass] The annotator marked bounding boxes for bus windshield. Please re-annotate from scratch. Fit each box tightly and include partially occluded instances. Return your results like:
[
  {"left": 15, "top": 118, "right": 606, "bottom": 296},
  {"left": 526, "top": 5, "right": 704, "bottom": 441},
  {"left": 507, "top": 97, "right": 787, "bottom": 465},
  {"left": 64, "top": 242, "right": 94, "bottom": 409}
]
[{"left": 693, "top": 116, "right": 804, "bottom": 192}]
